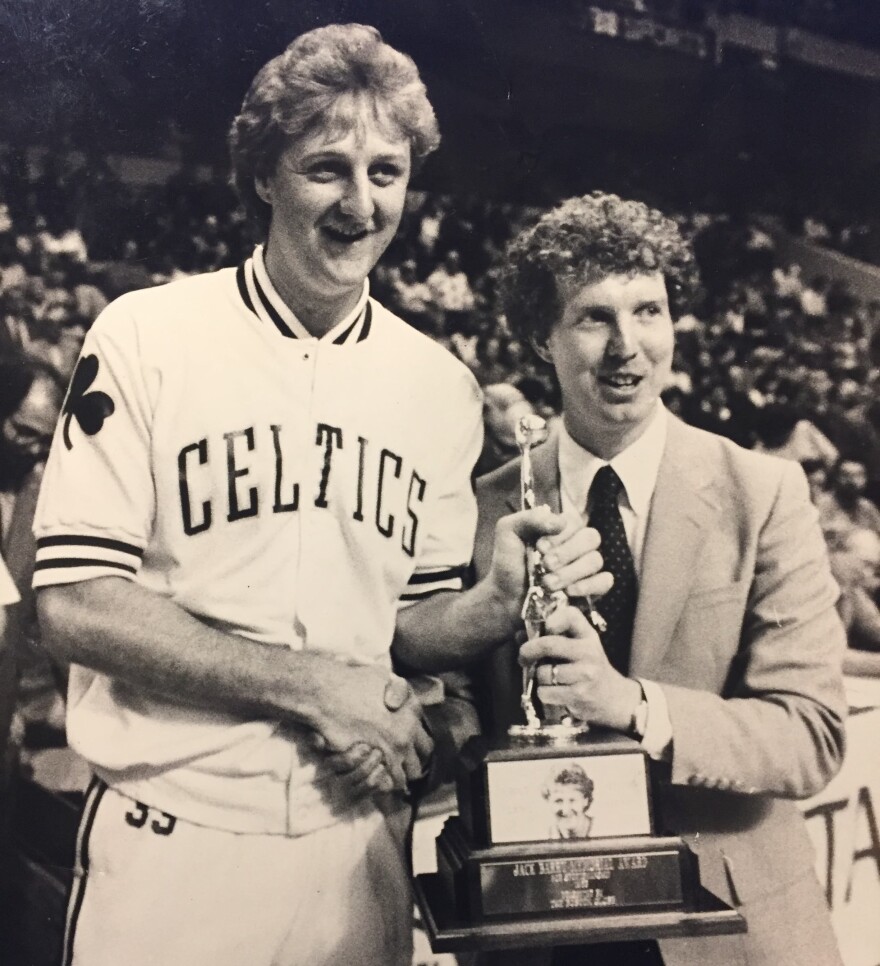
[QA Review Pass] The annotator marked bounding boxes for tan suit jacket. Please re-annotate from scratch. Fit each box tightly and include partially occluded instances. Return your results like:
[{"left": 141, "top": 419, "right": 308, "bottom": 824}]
[{"left": 472, "top": 415, "right": 846, "bottom": 966}]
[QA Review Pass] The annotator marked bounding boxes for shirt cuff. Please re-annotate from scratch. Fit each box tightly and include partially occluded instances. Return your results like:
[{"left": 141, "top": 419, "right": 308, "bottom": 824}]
[{"left": 637, "top": 678, "right": 673, "bottom": 762}]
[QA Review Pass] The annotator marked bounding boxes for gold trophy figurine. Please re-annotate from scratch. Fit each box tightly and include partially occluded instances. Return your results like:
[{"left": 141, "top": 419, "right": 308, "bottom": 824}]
[{"left": 509, "top": 415, "right": 601, "bottom": 739}]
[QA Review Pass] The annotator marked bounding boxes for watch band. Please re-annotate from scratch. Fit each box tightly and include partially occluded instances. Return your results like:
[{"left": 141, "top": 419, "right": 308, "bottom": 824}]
[{"left": 627, "top": 686, "right": 649, "bottom": 740}]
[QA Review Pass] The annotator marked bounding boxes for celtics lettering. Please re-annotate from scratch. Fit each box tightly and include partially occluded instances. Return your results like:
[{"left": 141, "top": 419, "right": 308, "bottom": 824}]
[{"left": 177, "top": 421, "right": 425, "bottom": 555}]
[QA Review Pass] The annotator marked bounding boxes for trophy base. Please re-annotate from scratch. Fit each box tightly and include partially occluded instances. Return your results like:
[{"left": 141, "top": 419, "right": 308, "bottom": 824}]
[
  {"left": 436, "top": 816, "right": 696, "bottom": 922},
  {"left": 433, "top": 730, "right": 747, "bottom": 953},
  {"left": 414, "top": 872, "right": 746, "bottom": 953}
]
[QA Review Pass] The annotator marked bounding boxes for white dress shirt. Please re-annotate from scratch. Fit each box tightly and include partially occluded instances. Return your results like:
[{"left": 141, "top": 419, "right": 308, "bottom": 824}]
[{"left": 557, "top": 401, "right": 673, "bottom": 759}]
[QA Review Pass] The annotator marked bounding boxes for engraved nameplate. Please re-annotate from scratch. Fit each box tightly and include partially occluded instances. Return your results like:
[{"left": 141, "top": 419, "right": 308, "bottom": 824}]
[{"left": 478, "top": 849, "right": 683, "bottom": 917}]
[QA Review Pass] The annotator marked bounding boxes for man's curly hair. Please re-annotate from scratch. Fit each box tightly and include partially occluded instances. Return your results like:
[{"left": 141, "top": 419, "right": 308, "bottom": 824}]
[{"left": 500, "top": 192, "right": 700, "bottom": 347}]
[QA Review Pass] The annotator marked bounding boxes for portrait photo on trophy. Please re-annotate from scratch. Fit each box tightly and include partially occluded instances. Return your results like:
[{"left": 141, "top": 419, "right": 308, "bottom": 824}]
[
  {"left": 543, "top": 761, "right": 595, "bottom": 841},
  {"left": 485, "top": 752, "right": 652, "bottom": 845}
]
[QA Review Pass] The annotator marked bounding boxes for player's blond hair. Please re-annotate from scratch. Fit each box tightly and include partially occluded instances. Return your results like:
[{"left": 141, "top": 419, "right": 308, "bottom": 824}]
[{"left": 229, "top": 23, "right": 440, "bottom": 237}]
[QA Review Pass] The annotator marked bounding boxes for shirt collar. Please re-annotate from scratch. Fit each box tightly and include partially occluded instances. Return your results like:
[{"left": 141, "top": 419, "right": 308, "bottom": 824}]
[
  {"left": 558, "top": 401, "right": 668, "bottom": 518},
  {"left": 236, "top": 245, "right": 371, "bottom": 345}
]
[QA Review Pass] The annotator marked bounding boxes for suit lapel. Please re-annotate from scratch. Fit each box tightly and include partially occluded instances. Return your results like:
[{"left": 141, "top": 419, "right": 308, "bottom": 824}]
[{"left": 629, "top": 418, "right": 720, "bottom": 678}]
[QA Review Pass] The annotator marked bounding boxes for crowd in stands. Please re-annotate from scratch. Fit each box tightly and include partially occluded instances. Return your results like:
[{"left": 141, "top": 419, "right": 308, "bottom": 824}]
[{"left": 0, "top": 146, "right": 879, "bottom": 772}]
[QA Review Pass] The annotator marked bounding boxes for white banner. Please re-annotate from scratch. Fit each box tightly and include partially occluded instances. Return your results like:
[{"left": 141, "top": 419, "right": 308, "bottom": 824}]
[{"left": 801, "top": 701, "right": 880, "bottom": 966}]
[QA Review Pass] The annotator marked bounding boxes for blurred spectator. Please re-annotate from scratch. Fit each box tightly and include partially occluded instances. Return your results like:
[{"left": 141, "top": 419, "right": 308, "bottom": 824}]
[
  {"left": 474, "top": 383, "right": 536, "bottom": 478},
  {"left": 386, "top": 259, "right": 438, "bottom": 335},
  {"left": 471, "top": 333, "right": 514, "bottom": 386},
  {"left": 816, "top": 457, "right": 880, "bottom": 543},
  {"left": 68, "top": 259, "right": 108, "bottom": 327},
  {"left": 0, "top": 359, "right": 66, "bottom": 770},
  {"left": 0, "top": 358, "right": 64, "bottom": 510},
  {"left": 802, "top": 215, "right": 832, "bottom": 246},
  {"left": 864, "top": 399, "right": 880, "bottom": 506},
  {"left": 415, "top": 195, "right": 443, "bottom": 266},
  {"left": 0, "top": 233, "right": 27, "bottom": 292},
  {"left": 516, "top": 374, "right": 561, "bottom": 424},
  {"left": 800, "top": 275, "right": 829, "bottom": 318},
  {"left": 829, "top": 528, "right": 880, "bottom": 651},
  {"left": 101, "top": 239, "right": 158, "bottom": 299},
  {"left": 753, "top": 402, "right": 838, "bottom": 465},
  {"left": 0, "top": 286, "right": 31, "bottom": 357},
  {"left": 800, "top": 457, "right": 830, "bottom": 506},
  {"left": 771, "top": 261, "right": 803, "bottom": 299},
  {"left": 36, "top": 212, "right": 88, "bottom": 265},
  {"left": 447, "top": 328, "right": 479, "bottom": 368},
  {"left": 192, "top": 214, "right": 230, "bottom": 273},
  {"left": 426, "top": 249, "right": 475, "bottom": 332}
]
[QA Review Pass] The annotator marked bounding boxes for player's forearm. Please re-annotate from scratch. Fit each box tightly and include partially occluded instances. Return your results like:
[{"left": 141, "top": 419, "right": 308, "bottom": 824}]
[
  {"left": 36, "top": 577, "right": 331, "bottom": 730},
  {"left": 395, "top": 509, "right": 611, "bottom": 672},
  {"left": 392, "top": 580, "right": 520, "bottom": 673}
]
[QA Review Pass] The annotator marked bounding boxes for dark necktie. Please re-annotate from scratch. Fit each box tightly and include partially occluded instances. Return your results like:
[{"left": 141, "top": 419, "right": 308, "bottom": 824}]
[{"left": 587, "top": 465, "right": 637, "bottom": 675}]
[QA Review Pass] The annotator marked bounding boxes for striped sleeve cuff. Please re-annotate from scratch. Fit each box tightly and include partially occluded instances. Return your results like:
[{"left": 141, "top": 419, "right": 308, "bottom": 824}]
[
  {"left": 398, "top": 565, "right": 469, "bottom": 608},
  {"left": 33, "top": 535, "right": 145, "bottom": 588}
]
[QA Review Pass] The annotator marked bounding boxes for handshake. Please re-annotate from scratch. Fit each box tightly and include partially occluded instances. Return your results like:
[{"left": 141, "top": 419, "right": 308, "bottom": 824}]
[
  {"left": 306, "top": 504, "right": 615, "bottom": 801},
  {"left": 308, "top": 668, "right": 437, "bottom": 799}
]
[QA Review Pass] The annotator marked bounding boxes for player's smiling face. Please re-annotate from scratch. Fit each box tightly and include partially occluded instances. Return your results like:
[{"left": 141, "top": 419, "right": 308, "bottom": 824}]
[
  {"left": 257, "top": 97, "right": 411, "bottom": 328},
  {"left": 537, "top": 271, "right": 674, "bottom": 459}
]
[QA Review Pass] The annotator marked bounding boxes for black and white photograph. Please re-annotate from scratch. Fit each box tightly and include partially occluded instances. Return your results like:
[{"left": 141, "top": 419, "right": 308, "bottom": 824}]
[{"left": 1, "top": 2, "right": 880, "bottom": 965}]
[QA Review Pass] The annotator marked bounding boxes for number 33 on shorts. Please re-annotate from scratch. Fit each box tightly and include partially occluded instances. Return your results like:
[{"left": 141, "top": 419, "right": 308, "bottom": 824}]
[{"left": 124, "top": 800, "right": 177, "bottom": 836}]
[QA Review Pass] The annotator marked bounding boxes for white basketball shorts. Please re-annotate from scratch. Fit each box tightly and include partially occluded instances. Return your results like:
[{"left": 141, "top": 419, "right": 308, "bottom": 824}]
[{"left": 62, "top": 778, "right": 414, "bottom": 966}]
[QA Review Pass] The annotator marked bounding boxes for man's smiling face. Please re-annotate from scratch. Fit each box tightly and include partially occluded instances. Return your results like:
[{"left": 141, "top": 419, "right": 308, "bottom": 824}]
[
  {"left": 538, "top": 271, "right": 674, "bottom": 459},
  {"left": 257, "top": 96, "right": 411, "bottom": 318}
]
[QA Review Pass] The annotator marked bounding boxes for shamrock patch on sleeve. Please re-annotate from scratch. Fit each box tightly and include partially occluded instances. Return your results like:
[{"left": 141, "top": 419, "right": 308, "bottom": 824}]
[{"left": 62, "top": 354, "right": 116, "bottom": 450}]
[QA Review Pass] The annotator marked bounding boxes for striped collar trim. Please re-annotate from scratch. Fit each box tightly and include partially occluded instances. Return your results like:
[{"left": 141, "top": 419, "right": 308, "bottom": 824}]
[{"left": 235, "top": 245, "right": 372, "bottom": 345}]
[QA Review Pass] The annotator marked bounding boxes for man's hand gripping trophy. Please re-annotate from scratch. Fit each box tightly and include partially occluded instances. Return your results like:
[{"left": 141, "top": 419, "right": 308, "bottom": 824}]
[{"left": 512, "top": 415, "right": 606, "bottom": 737}]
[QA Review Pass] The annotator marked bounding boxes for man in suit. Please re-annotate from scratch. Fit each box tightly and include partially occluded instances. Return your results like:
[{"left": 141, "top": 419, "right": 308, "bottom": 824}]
[{"left": 472, "top": 192, "right": 846, "bottom": 965}]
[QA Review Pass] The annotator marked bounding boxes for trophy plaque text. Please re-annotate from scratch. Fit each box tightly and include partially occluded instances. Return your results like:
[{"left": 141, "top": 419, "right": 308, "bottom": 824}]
[{"left": 437, "top": 730, "right": 697, "bottom": 922}]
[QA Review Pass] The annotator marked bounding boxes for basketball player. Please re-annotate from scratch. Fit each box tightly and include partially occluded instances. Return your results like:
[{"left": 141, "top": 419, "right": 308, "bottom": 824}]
[{"left": 33, "top": 24, "right": 603, "bottom": 966}]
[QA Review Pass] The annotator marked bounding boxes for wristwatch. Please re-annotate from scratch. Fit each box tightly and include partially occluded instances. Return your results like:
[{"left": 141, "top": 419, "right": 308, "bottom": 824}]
[{"left": 627, "top": 687, "right": 649, "bottom": 741}]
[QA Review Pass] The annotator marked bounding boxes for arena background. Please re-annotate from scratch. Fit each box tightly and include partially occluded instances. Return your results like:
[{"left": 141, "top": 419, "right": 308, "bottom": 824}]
[
  {"left": 2, "top": 2, "right": 880, "bottom": 964},
  {"left": 5, "top": 0, "right": 880, "bottom": 207}
]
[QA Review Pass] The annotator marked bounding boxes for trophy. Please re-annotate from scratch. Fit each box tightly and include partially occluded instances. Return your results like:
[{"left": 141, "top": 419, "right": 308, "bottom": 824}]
[
  {"left": 510, "top": 413, "right": 603, "bottom": 738},
  {"left": 414, "top": 416, "right": 745, "bottom": 954}
]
